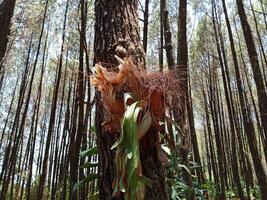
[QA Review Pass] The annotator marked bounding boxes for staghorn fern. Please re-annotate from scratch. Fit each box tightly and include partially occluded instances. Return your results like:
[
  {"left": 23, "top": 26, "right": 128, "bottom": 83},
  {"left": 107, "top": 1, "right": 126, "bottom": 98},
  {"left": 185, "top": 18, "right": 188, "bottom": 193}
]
[
  {"left": 90, "top": 57, "right": 184, "bottom": 199},
  {"left": 111, "top": 94, "right": 152, "bottom": 200}
]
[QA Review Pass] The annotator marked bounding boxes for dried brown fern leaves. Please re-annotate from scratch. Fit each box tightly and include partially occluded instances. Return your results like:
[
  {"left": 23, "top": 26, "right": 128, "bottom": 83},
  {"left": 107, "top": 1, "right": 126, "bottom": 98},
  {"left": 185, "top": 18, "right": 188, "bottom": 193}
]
[{"left": 90, "top": 57, "right": 183, "bottom": 133}]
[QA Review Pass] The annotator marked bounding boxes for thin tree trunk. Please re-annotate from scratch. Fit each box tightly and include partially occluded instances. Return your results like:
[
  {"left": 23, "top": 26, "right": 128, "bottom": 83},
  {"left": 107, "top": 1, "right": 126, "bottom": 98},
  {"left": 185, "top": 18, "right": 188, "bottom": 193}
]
[
  {"left": 143, "top": 0, "right": 149, "bottom": 55},
  {"left": 249, "top": 0, "right": 267, "bottom": 72},
  {"left": 203, "top": 84, "right": 219, "bottom": 188},
  {"left": 0, "top": 1, "right": 47, "bottom": 194},
  {"left": 161, "top": 0, "right": 174, "bottom": 69},
  {"left": 188, "top": 76, "right": 204, "bottom": 184},
  {"left": 159, "top": 0, "right": 164, "bottom": 72},
  {"left": 219, "top": 0, "right": 246, "bottom": 198},
  {"left": 70, "top": 1, "right": 86, "bottom": 199},
  {"left": 37, "top": 1, "right": 69, "bottom": 198},
  {"left": 208, "top": 63, "right": 226, "bottom": 200}
]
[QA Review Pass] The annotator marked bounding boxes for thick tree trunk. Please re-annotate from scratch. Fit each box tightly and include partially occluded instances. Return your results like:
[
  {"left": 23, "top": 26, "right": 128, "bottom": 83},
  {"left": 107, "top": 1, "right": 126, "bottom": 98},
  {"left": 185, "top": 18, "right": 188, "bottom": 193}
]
[
  {"left": 94, "top": 0, "right": 167, "bottom": 199},
  {"left": 177, "top": 1, "right": 195, "bottom": 199},
  {"left": 0, "top": 0, "right": 16, "bottom": 68},
  {"left": 236, "top": 0, "right": 267, "bottom": 143},
  {"left": 236, "top": 1, "right": 267, "bottom": 199}
]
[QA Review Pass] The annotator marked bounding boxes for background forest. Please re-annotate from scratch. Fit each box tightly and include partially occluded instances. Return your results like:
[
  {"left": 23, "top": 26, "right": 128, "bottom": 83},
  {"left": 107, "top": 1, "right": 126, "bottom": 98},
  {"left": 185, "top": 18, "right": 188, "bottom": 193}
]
[{"left": 0, "top": 0, "right": 267, "bottom": 199}]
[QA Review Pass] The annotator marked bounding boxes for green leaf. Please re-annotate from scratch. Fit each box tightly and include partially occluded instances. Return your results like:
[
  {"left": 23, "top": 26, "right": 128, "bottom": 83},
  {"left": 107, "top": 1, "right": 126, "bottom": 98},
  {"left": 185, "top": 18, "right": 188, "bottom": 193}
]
[
  {"left": 171, "top": 187, "right": 178, "bottom": 200},
  {"left": 84, "top": 174, "right": 98, "bottom": 183},
  {"left": 80, "top": 162, "right": 98, "bottom": 168},
  {"left": 137, "top": 176, "right": 152, "bottom": 188},
  {"left": 90, "top": 126, "right": 96, "bottom": 133},
  {"left": 124, "top": 104, "right": 141, "bottom": 183},
  {"left": 127, "top": 152, "right": 133, "bottom": 159},
  {"left": 111, "top": 126, "right": 124, "bottom": 150},
  {"left": 79, "top": 146, "right": 98, "bottom": 157},
  {"left": 165, "top": 115, "right": 183, "bottom": 133},
  {"left": 73, "top": 180, "right": 84, "bottom": 193},
  {"left": 112, "top": 96, "right": 149, "bottom": 199},
  {"left": 190, "top": 165, "right": 202, "bottom": 170},
  {"left": 176, "top": 181, "right": 190, "bottom": 191},
  {"left": 178, "top": 164, "right": 192, "bottom": 175},
  {"left": 137, "top": 110, "right": 152, "bottom": 140},
  {"left": 90, "top": 192, "right": 99, "bottom": 200},
  {"left": 73, "top": 174, "right": 98, "bottom": 193}
]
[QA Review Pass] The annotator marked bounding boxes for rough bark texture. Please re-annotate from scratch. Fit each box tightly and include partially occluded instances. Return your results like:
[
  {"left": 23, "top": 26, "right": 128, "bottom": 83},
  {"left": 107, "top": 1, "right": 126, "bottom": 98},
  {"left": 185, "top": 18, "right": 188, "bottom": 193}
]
[
  {"left": 0, "top": 0, "right": 16, "bottom": 67},
  {"left": 94, "top": 0, "right": 145, "bottom": 70},
  {"left": 236, "top": 1, "right": 267, "bottom": 198},
  {"left": 177, "top": 1, "right": 195, "bottom": 199},
  {"left": 94, "top": 0, "right": 167, "bottom": 199},
  {"left": 161, "top": 0, "right": 175, "bottom": 69},
  {"left": 236, "top": 0, "right": 267, "bottom": 143}
]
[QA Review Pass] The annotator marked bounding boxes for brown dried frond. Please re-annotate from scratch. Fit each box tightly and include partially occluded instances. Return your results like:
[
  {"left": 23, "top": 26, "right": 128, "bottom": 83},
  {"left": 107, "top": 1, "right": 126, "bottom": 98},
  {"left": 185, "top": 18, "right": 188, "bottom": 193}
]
[{"left": 91, "top": 58, "right": 183, "bottom": 132}]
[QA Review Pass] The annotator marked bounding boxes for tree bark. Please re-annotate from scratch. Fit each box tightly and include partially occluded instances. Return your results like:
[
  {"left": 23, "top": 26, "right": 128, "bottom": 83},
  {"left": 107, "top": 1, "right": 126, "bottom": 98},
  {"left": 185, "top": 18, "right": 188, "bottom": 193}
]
[
  {"left": 69, "top": 1, "right": 87, "bottom": 199},
  {"left": 188, "top": 75, "right": 204, "bottom": 184},
  {"left": 159, "top": 0, "right": 164, "bottom": 72},
  {"left": 161, "top": 0, "right": 175, "bottom": 69},
  {"left": 94, "top": 0, "right": 167, "bottom": 199},
  {"left": 236, "top": 0, "right": 267, "bottom": 143},
  {"left": 143, "top": 0, "right": 149, "bottom": 55},
  {"left": 37, "top": 0, "right": 68, "bottom": 198},
  {"left": 215, "top": 1, "right": 245, "bottom": 198},
  {"left": 0, "top": 0, "right": 16, "bottom": 68},
  {"left": 177, "top": 0, "right": 195, "bottom": 199}
]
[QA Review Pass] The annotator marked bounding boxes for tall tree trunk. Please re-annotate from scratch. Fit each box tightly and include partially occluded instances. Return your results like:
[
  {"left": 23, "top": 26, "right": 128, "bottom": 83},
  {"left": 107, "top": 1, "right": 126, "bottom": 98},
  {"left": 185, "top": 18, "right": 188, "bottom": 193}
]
[
  {"left": 177, "top": 1, "right": 195, "bottom": 199},
  {"left": 236, "top": 0, "right": 267, "bottom": 141},
  {"left": 203, "top": 83, "right": 219, "bottom": 189},
  {"left": 25, "top": 25, "right": 49, "bottom": 200},
  {"left": 37, "top": 0, "right": 69, "bottom": 198},
  {"left": 159, "top": 0, "right": 164, "bottom": 72},
  {"left": 0, "top": 0, "right": 16, "bottom": 68},
  {"left": 94, "top": 0, "right": 167, "bottom": 199},
  {"left": 0, "top": 0, "right": 48, "bottom": 195},
  {"left": 236, "top": 1, "right": 267, "bottom": 198},
  {"left": 161, "top": 0, "right": 174, "bottom": 69},
  {"left": 143, "top": 0, "right": 149, "bottom": 55},
  {"left": 208, "top": 63, "right": 226, "bottom": 200},
  {"left": 260, "top": 0, "right": 267, "bottom": 32},
  {"left": 0, "top": 33, "right": 32, "bottom": 193},
  {"left": 218, "top": 0, "right": 246, "bottom": 198},
  {"left": 70, "top": 1, "right": 86, "bottom": 199},
  {"left": 188, "top": 75, "right": 204, "bottom": 184}
]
